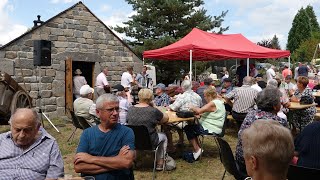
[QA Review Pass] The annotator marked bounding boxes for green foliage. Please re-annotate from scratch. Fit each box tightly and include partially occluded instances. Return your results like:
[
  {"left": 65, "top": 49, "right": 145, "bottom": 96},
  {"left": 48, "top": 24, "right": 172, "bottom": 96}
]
[
  {"left": 305, "top": 5, "right": 320, "bottom": 33},
  {"left": 287, "top": 8, "right": 312, "bottom": 53},
  {"left": 271, "top": 35, "right": 281, "bottom": 50},
  {"left": 292, "top": 31, "right": 320, "bottom": 63},
  {"left": 114, "top": 0, "right": 228, "bottom": 84}
]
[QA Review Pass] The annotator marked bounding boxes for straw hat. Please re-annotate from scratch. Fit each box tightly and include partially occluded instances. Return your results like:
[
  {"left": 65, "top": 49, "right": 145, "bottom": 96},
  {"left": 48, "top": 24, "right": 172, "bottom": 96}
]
[
  {"left": 74, "top": 69, "right": 82, "bottom": 75},
  {"left": 209, "top": 73, "right": 219, "bottom": 81}
]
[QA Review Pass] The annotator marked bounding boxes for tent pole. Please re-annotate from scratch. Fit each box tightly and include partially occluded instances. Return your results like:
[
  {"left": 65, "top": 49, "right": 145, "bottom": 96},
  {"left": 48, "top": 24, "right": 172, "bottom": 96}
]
[
  {"left": 190, "top": 50, "right": 193, "bottom": 82},
  {"left": 142, "top": 58, "right": 145, "bottom": 65},
  {"left": 247, "top": 58, "right": 249, "bottom": 76},
  {"left": 195, "top": 62, "right": 197, "bottom": 81},
  {"left": 288, "top": 56, "right": 291, "bottom": 69},
  {"left": 312, "top": 43, "right": 319, "bottom": 64}
]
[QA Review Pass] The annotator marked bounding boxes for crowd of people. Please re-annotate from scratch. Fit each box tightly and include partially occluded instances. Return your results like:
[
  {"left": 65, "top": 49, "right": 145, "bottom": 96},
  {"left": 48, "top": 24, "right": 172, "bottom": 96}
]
[{"left": 1, "top": 61, "right": 320, "bottom": 179}]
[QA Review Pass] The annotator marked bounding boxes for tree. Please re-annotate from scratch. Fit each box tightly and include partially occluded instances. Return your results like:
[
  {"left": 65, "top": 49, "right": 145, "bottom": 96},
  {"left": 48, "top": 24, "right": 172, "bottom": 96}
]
[
  {"left": 257, "top": 39, "right": 272, "bottom": 48},
  {"left": 114, "top": 0, "right": 228, "bottom": 84},
  {"left": 292, "top": 31, "right": 320, "bottom": 63},
  {"left": 270, "top": 35, "right": 281, "bottom": 50},
  {"left": 287, "top": 8, "right": 311, "bottom": 53},
  {"left": 305, "top": 5, "right": 320, "bottom": 33}
]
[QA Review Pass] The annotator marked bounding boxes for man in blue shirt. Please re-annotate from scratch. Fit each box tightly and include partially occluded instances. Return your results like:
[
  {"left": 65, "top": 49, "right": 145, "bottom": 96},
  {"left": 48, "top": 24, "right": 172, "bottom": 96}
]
[{"left": 74, "top": 94, "right": 135, "bottom": 180}]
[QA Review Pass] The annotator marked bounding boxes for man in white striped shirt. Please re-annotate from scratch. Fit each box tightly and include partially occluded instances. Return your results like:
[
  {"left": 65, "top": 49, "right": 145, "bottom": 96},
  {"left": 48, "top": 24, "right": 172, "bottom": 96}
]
[{"left": 225, "top": 76, "right": 258, "bottom": 127}]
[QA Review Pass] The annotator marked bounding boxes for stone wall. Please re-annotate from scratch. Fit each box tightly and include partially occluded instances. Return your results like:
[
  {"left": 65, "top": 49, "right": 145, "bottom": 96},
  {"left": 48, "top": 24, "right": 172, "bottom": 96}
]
[{"left": 0, "top": 3, "right": 142, "bottom": 119}]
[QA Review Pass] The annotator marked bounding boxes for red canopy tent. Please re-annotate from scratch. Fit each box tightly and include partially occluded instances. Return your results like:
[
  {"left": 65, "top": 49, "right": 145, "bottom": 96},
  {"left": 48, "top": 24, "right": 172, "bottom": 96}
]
[{"left": 143, "top": 28, "right": 290, "bottom": 81}]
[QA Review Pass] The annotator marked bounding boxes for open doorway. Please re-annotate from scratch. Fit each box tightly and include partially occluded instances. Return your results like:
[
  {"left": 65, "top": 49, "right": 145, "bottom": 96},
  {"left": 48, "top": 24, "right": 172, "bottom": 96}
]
[
  {"left": 72, "top": 61, "right": 95, "bottom": 88},
  {"left": 65, "top": 59, "right": 95, "bottom": 112}
]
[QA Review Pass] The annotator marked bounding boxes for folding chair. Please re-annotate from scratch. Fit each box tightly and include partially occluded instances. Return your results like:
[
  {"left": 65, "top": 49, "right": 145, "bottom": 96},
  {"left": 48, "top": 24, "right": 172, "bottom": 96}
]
[
  {"left": 215, "top": 137, "right": 247, "bottom": 180},
  {"left": 287, "top": 165, "right": 320, "bottom": 180},
  {"left": 67, "top": 110, "right": 83, "bottom": 142},
  {"left": 126, "top": 125, "right": 165, "bottom": 180},
  {"left": 199, "top": 112, "right": 228, "bottom": 156},
  {"left": 76, "top": 115, "right": 92, "bottom": 129}
]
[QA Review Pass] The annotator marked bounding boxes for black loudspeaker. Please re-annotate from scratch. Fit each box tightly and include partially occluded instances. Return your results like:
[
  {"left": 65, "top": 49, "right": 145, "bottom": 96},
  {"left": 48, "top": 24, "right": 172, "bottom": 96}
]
[{"left": 33, "top": 40, "right": 51, "bottom": 66}]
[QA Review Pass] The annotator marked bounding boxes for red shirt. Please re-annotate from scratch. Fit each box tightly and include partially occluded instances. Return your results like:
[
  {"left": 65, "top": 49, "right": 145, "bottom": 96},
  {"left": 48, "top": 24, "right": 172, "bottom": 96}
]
[{"left": 282, "top": 68, "right": 292, "bottom": 79}]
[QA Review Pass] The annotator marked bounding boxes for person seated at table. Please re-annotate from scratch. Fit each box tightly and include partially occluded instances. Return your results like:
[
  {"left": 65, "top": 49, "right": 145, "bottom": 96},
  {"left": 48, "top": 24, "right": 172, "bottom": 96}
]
[
  {"left": 126, "top": 89, "right": 169, "bottom": 170},
  {"left": 112, "top": 84, "right": 132, "bottom": 125},
  {"left": 185, "top": 86, "right": 226, "bottom": 160},
  {"left": 282, "top": 75, "right": 296, "bottom": 95},
  {"left": 197, "top": 78, "right": 214, "bottom": 104},
  {"left": 242, "top": 120, "right": 294, "bottom": 180},
  {"left": 294, "top": 121, "right": 320, "bottom": 169},
  {"left": 251, "top": 77, "right": 262, "bottom": 92},
  {"left": 167, "top": 80, "right": 202, "bottom": 150},
  {"left": 290, "top": 76, "right": 316, "bottom": 131},
  {"left": 217, "top": 77, "right": 234, "bottom": 95},
  {"left": 154, "top": 83, "right": 171, "bottom": 107},
  {"left": 0, "top": 108, "right": 64, "bottom": 179},
  {"left": 225, "top": 76, "right": 258, "bottom": 128},
  {"left": 74, "top": 94, "right": 135, "bottom": 179},
  {"left": 256, "top": 74, "right": 267, "bottom": 89},
  {"left": 74, "top": 85, "right": 97, "bottom": 126},
  {"left": 235, "top": 87, "right": 288, "bottom": 176},
  {"left": 267, "top": 79, "right": 291, "bottom": 120}
]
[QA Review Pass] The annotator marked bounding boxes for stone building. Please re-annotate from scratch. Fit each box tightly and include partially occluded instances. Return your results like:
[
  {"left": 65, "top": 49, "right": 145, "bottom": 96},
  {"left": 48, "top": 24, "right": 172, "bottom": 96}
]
[{"left": 0, "top": 1, "right": 142, "bottom": 119}]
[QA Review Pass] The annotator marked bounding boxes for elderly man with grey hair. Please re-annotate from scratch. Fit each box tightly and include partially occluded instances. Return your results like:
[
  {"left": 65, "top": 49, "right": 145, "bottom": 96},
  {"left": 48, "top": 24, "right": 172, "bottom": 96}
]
[
  {"left": 242, "top": 120, "right": 294, "bottom": 180},
  {"left": 225, "top": 76, "right": 259, "bottom": 127},
  {"left": 166, "top": 80, "right": 202, "bottom": 151},
  {"left": 235, "top": 87, "right": 288, "bottom": 176},
  {"left": 0, "top": 108, "right": 64, "bottom": 179},
  {"left": 74, "top": 94, "right": 135, "bottom": 179}
]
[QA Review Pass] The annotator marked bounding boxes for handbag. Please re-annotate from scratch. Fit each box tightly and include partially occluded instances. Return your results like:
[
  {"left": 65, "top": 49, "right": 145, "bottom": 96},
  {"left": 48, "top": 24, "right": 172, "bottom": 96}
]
[
  {"left": 176, "top": 110, "right": 194, "bottom": 118},
  {"left": 300, "top": 95, "right": 314, "bottom": 105}
]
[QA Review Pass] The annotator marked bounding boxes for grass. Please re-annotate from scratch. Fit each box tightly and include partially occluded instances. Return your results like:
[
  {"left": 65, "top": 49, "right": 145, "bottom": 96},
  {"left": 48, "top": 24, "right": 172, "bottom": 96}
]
[{"left": 0, "top": 118, "right": 239, "bottom": 180}]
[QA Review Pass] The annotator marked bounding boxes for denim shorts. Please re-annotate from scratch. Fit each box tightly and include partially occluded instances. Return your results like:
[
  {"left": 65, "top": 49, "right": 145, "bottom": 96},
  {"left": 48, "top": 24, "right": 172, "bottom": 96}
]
[{"left": 184, "top": 124, "right": 211, "bottom": 140}]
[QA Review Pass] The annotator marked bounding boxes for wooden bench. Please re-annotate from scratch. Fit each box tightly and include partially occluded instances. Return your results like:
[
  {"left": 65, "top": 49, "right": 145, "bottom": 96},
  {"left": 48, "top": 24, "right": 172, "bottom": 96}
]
[
  {"left": 227, "top": 114, "right": 236, "bottom": 122},
  {"left": 317, "top": 107, "right": 320, "bottom": 113}
]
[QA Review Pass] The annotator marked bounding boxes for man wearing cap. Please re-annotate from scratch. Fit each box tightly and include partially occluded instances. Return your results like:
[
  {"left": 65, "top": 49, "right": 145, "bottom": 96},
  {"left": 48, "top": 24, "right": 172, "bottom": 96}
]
[
  {"left": 113, "top": 84, "right": 132, "bottom": 125},
  {"left": 73, "top": 69, "right": 87, "bottom": 99},
  {"left": 96, "top": 67, "right": 110, "bottom": 96},
  {"left": 197, "top": 78, "right": 214, "bottom": 105},
  {"left": 154, "top": 83, "right": 171, "bottom": 107},
  {"left": 218, "top": 78, "right": 234, "bottom": 95},
  {"left": 74, "top": 85, "right": 97, "bottom": 126}
]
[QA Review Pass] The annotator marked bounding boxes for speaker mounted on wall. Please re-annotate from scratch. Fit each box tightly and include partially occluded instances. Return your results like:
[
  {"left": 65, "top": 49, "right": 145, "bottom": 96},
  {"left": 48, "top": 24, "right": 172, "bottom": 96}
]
[{"left": 33, "top": 40, "right": 51, "bottom": 66}]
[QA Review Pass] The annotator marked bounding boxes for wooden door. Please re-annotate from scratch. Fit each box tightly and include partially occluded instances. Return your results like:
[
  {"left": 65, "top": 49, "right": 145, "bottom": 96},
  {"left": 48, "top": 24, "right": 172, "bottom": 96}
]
[{"left": 65, "top": 57, "right": 73, "bottom": 112}]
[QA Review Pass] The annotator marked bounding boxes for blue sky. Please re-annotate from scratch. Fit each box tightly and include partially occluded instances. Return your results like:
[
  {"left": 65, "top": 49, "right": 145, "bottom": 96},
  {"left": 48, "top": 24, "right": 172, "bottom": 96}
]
[{"left": 1, "top": 0, "right": 320, "bottom": 49}]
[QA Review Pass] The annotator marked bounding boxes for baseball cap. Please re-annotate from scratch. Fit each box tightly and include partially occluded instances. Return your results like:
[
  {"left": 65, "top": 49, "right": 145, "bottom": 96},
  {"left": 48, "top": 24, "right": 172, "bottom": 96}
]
[
  {"left": 155, "top": 83, "right": 166, "bottom": 90},
  {"left": 80, "top": 85, "right": 94, "bottom": 95},
  {"left": 112, "top": 84, "right": 125, "bottom": 92},
  {"left": 223, "top": 78, "right": 232, "bottom": 82}
]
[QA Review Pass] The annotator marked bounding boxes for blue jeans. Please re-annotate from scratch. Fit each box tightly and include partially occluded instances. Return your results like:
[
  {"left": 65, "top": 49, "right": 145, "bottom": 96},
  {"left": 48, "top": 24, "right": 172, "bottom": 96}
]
[{"left": 184, "top": 124, "right": 212, "bottom": 140}]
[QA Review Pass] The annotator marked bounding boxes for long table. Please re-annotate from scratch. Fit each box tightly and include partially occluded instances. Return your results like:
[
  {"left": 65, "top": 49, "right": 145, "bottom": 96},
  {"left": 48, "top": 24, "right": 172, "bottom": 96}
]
[
  {"left": 165, "top": 110, "right": 195, "bottom": 124},
  {"left": 288, "top": 102, "right": 317, "bottom": 110}
]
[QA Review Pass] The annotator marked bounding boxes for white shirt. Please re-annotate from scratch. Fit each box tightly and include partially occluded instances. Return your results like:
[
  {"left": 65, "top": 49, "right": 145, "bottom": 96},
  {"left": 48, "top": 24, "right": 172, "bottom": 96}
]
[
  {"left": 121, "top": 71, "right": 133, "bottom": 88},
  {"left": 251, "top": 84, "right": 262, "bottom": 92},
  {"left": 73, "top": 76, "right": 87, "bottom": 95},
  {"left": 96, "top": 72, "right": 108, "bottom": 88},
  {"left": 266, "top": 68, "right": 276, "bottom": 81}
]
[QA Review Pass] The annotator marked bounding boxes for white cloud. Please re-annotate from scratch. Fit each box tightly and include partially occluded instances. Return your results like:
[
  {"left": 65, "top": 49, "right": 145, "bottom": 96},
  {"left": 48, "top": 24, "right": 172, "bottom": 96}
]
[
  {"left": 98, "top": 4, "right": 111, "bottom": 13},
  {"left": 101, "top": 11, "right": 137, "bottom": 40},
  {"left": 0, "top": 0, "right": 27, "bottom": 45}
]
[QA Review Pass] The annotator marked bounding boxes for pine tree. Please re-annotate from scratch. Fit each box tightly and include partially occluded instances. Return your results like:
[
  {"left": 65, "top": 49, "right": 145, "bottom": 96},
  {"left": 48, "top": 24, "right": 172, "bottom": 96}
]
[
  {"left": 271, "top": 35, "right": 281, "bottom": 50},
  {"left": 305, "top": 5, "right": 320, "bottom": 33},
  {"left": 114, "top": 0, "right": 228, "bottom": 84},
  {"left": 287, "top": 8, "right": 311, "bottom": 53}
]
